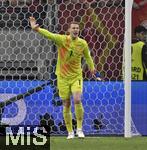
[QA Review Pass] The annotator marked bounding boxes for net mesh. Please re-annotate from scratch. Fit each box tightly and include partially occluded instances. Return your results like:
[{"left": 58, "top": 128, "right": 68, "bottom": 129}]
[{"left": 0, "top": 0, "right": 139, "bottom": 135}]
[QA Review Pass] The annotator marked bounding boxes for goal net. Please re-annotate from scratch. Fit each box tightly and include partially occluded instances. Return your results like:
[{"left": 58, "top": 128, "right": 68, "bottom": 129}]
[{"left": 0, "top": 0, "right": 139, "bottom": 136}]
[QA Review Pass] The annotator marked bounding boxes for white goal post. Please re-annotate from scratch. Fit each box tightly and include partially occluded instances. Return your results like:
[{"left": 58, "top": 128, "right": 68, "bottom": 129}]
[{"left": 124, "top": 0, "right": 133, "bottom": 138}]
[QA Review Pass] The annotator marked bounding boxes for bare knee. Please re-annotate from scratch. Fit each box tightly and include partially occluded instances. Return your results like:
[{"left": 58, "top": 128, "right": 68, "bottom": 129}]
[
  {"left": 73, "top": 92, "right": 82, "bottom": 104},
  {"left": 63, "top": 100, "right": 71, "bottom": 108}
]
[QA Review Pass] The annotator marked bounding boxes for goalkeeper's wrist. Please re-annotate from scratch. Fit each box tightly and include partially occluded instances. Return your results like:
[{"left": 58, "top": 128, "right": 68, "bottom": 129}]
[
  {"left": 31, "top": 24, "right": 40, "bottom": 32},
  {"left": 33, "top": 27, "right": 40, "bottom": 32},
  {"left": 90, "top": 68, "right": 96, "bottom": 74},
  {"left": 36, "top": 27, "right": 40, "bottom": 32}
]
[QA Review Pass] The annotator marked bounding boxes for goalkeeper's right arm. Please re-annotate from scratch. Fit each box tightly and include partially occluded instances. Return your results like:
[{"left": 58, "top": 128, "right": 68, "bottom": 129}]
[
  {"left": 29, "top": 16, "right": 64, "bottom": 45},
  {"left": 29, "top": 16, "right": 40, "bottom": 31}
]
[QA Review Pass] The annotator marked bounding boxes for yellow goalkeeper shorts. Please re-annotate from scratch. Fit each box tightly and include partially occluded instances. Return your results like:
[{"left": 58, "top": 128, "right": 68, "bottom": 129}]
[{"left": 57, "top": 76, "right": 83, "bottom": 100}]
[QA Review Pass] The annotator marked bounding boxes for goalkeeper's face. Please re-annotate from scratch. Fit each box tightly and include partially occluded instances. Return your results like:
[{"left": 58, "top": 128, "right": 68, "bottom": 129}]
[{"left": 68, "top": 23, "right": 80, "bottom": 39}]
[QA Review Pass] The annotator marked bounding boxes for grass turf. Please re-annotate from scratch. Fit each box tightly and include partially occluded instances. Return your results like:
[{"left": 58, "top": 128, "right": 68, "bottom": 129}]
[
  {"left": 0, "top": 136, "right": 147, "bottom": 150},
  {"left": 50, "top": 136, "right": 147, "bottom": 150}
]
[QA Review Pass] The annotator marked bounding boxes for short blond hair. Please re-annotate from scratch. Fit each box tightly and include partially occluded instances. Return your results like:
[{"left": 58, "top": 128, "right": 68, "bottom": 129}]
[{"left": 68, "top": 21, "right": 79, "bottom": 29}]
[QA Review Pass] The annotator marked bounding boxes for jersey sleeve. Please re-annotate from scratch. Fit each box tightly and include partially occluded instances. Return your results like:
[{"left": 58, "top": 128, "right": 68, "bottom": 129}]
[
  {"left": 83, "top": 41, "right": 95, "bottom": 71},
  {"left": 38, "top": 28, "right": 64, "bottom": 47}
]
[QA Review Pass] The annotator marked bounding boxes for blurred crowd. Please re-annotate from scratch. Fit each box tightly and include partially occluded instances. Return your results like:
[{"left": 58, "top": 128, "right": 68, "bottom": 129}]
[{"left": 132, "top": 0, "right": 147, "bottom": 35}]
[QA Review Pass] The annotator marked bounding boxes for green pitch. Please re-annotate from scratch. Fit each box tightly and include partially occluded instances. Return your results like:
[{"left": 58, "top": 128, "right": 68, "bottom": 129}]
[
  {"left": 50, "top": 136, "right": 147, "bottom": 150},
  {"left": 0, "top": 136, "right": 147, "bottom": 150}
]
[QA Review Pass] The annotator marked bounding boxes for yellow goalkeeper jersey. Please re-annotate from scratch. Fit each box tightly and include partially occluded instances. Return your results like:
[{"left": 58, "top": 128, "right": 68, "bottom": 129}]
[{"left": 38, "top": 28, "right": 95, "bottom": 79}]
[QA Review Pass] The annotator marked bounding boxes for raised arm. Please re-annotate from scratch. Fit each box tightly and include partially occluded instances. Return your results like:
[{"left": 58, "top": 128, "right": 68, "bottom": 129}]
[
  {"left": 29, "top": 17, "right": 64, "bottom": 46},
  {"left": 29, "top": 16, "right": 40, "bottom": 31}
]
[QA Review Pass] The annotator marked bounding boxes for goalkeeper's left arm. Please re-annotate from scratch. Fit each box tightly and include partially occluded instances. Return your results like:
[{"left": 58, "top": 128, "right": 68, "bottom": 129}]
[
  {"left": 83, "top": 41, "right": 95, "bottom": 73},
  {"left": 83, "top": 41, "right": 103, "bottom": 81}
]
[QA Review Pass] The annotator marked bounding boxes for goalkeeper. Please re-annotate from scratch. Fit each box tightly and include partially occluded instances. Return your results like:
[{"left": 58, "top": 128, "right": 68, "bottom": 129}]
[{"left": 29, "top": 17, "right": 96, "bottom": 139}]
